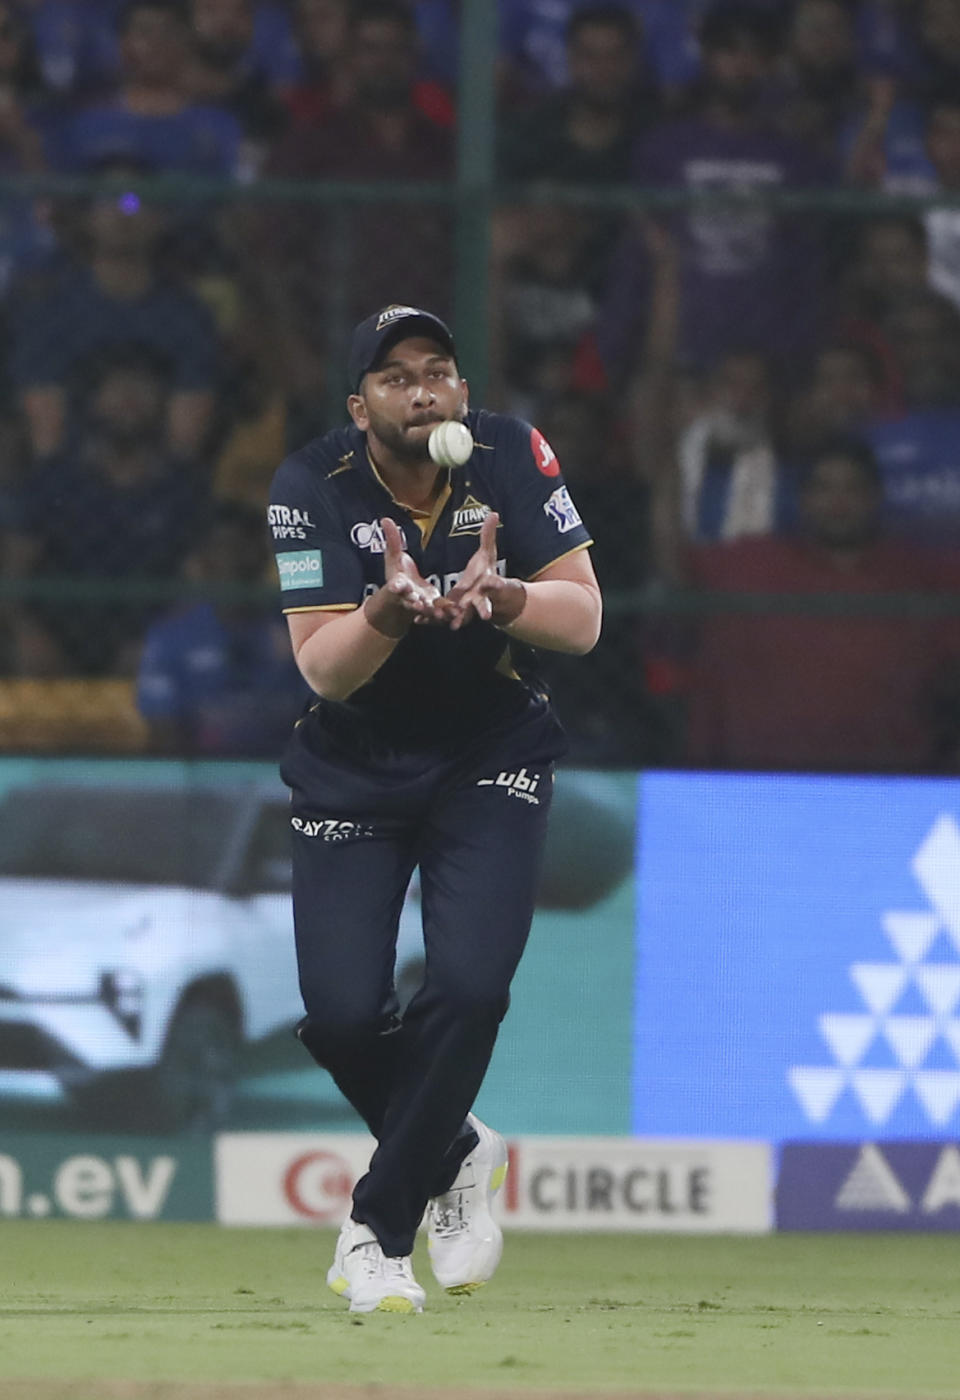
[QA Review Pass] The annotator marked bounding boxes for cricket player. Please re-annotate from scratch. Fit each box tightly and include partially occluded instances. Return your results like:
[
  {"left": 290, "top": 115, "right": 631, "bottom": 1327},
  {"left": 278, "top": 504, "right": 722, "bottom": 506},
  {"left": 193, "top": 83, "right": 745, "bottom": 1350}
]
[{"left": 269, "top": 304, "right": 602, "bottom": 1313}]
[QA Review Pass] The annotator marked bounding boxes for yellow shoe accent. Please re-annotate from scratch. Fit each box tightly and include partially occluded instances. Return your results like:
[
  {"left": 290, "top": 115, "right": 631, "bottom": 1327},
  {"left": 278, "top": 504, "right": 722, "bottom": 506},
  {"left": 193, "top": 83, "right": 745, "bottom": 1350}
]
[
  {"left": 446, "top": 1281, "right": 485, "bottom": 1296},
  {"left": 328, "top": 1274, "right": 349, "bottom": 1297},
  {"left": 490, "top": 1163, "right": 508, "bottom": 1193},
  {"left": 377, "top": 1295, "right": 417, "bottom": 1314}
]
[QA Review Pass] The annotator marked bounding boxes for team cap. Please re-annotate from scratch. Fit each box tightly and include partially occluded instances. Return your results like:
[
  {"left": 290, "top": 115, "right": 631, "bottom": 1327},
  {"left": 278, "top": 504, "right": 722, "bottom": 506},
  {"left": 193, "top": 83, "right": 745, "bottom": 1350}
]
[{"left": 348, "top": 305, "right": 457, "bottom": 391}]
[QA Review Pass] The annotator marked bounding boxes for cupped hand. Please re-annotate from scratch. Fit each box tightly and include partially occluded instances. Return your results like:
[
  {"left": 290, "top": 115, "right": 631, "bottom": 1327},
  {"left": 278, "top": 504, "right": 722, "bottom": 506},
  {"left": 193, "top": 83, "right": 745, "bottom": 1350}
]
[{"left": 443, "top": 512, "right": 526, "bottom": 631}]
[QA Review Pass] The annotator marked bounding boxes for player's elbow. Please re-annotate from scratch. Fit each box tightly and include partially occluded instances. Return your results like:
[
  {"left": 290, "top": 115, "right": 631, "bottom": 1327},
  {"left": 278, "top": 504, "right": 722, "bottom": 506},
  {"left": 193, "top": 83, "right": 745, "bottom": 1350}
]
[
  {"left": 579, "top": 589, "right": 603, "bottom": 653},
  {"left": 561, "top": 591, "right": 603, "bottom": 655}
]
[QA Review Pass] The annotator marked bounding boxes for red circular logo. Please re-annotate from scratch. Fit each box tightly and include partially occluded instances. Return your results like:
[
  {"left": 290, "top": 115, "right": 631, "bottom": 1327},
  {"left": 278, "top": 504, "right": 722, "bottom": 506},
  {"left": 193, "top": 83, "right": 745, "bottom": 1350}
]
[
  {"left": 530, "top": 428, "right": 560, "bottom": 477},
  {"left": 283, "top": 1151, "right": 354, "bottom": 1221}
]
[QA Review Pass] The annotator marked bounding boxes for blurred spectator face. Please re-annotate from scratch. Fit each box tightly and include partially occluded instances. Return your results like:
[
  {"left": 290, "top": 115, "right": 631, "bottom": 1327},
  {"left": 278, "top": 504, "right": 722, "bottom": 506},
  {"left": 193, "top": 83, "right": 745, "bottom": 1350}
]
[
  {"left": 566, "top": 19, "right": 638, "bottom": 109},
  {"left": 88, "top": 185, "right": 162, "bottom": 258},
  {"left": 808, "top": 347, "right": 880, "bottom": 427},
  {"left": 927, "top": 102, "right": 960, "bottom": 187},
  {"left": 788, "top": 0, "right": 854, "bottom": 80},
  {"left": 518, "top": 205, "right": 591, "bottom": 281},
  {"left": 800, "top": 451, "right": 881, "bottom": 549},
  {"left": 0, "top": 3, "right": 30, "bottom": 84},
  {"left": 348, "top": 17, "right": 417, "bottom": 108},
  {"left": 703, "top": 30, "right": 774, "bottom": 111},
  {"left": 91, "top": 364, "right": 166, "bottom": 448},
  {"left": 856, "top": 220, "right": 928, "bottom": 300},
  {"left": 885, "top": 292, "right": 960, "bottom": 406},
  {"left": 191, "top": 0, "right": 253, "bottom": 66},
  {"left": 120, "top": 3, "right": 190, "bottom": 86},
  {"left": 296, "top": 0, "right": 349, "bottom": 65},
  {"left": 200, "top": 514, "right": 268, "bottom": 582},
  {"left": 921, "top": 0, "right": 960, "bottom": 64},
  {"left": 708, "top": 351, "right": 770, "bottom": 427}
]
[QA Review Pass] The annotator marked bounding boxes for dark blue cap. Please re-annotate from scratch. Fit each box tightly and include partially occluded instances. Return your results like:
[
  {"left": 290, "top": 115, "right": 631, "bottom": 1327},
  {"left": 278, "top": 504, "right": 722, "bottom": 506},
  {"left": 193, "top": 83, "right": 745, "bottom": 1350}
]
[{"left": 348, "top": 305, "right": 457, "bottom": 392}]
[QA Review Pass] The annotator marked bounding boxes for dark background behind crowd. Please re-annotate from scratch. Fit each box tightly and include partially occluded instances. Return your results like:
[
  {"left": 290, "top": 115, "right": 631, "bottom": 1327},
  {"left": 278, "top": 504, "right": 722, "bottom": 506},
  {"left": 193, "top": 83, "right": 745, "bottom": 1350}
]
[{"left": 0, "top": 0, "right": 959, "bottom": 772}]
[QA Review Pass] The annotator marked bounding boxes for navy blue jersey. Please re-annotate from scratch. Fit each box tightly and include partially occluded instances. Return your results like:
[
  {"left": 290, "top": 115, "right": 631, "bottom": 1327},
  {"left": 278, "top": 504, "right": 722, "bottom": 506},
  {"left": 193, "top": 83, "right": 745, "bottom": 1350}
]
[{"left": 268, "top": 408, "right": 592, "bottom": 753}]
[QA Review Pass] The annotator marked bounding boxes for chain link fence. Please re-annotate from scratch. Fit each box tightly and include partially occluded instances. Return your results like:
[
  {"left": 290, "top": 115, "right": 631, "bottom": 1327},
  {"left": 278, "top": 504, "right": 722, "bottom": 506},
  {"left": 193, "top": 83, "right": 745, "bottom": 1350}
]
[{"left": 0, "top": 171, "right": 958, "bottom": 770}]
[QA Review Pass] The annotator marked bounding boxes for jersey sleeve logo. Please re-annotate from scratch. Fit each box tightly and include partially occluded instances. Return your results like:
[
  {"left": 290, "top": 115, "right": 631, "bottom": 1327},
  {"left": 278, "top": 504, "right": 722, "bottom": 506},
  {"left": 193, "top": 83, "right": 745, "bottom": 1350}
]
[
  {"left": 544, "top": 486, "right": 583, "bottom": 534},
  {"left": 268, "top": 505, "right": 315, "bottom": 541},
  {"left": 530, "top": 427, "right": 560, "bottom": 477},
  {"left": 350, "top": 520, "right": 387, "bottom": 553},
  {"left": 277, "top": 550, "right": 324, "bottom": 590}
]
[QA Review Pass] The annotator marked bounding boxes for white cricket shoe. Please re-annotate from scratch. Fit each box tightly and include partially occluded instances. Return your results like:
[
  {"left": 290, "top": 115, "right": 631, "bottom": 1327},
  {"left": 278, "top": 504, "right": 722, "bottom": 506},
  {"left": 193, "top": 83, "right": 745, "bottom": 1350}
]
[
  {"left": 327, "top": 1219, "right": 425, "bottom": 1314},
  {"left": 427, "top": 1114, "right": 509, "bottom": 1294}
]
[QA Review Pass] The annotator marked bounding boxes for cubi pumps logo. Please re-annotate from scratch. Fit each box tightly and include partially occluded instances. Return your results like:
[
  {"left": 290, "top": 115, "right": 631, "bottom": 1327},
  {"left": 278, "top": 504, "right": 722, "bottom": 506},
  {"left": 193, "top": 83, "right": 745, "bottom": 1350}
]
[{"left": 789, "top": 814, "right": 960, "bottom": 1131}]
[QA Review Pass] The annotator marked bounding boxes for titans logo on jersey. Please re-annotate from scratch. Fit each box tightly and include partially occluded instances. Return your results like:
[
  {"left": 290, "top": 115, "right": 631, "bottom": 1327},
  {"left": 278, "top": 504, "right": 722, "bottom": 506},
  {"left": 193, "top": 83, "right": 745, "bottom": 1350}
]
[{"left": 268, "top": 409, "right": 592, "bottom": 749}]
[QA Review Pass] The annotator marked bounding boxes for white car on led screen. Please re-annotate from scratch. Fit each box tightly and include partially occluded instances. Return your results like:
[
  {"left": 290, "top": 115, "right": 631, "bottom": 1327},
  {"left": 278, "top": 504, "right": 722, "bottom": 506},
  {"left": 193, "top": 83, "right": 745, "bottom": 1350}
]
[
  {"left": 0, "top": 774, "right": 632, "bottom": 1132},
  {"left": 0, "top": 784, "right": 424, "bottom": 1131}
]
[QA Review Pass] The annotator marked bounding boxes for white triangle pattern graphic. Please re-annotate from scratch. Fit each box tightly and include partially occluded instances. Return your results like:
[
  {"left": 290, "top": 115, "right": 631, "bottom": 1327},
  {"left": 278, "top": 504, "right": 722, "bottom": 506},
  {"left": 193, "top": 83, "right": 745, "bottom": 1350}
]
[
  {"left": 789, "top": 813, "right": 960, "bottom": 1129},
  {"left": 882, "top": 1017, "right": 938, "bottom": 1069},
  {"left": 849, "top": 964, "right": 906, "bottom": 1016},
  {"left": 882, "top": 912, "right": 939, "bottom": 964},
  {"left": 913, "top": 1072, "right": 960, "bottom": 1126},
  {"left": 912, "top": 815, "right": 960, "bottom": 947},
  {"left": 819, "top": 1014, "right": 876, "bottom": 1067},
  {"left": 914, "top": 966, "right": 960, "bottom": 1018},
  {"left": 788, "top": 1067, "right": 845, "bottom": 1123}
]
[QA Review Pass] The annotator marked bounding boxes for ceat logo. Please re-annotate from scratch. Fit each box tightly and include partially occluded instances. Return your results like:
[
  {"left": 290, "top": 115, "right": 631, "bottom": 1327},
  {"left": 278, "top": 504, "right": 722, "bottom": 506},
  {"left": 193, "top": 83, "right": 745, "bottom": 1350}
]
[
  {"left": 283, "top": 1151, "right": 354, "bottom": 1221},
  {"left": 531, "top": 428, "right": 560, "bottom": 477}
]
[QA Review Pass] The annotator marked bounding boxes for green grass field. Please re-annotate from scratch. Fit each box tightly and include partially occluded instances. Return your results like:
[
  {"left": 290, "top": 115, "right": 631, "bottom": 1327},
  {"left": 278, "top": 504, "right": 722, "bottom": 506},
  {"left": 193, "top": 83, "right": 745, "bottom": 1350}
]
[{"left": 1, "top": 1224, "right": 959, "bottom": 1399}]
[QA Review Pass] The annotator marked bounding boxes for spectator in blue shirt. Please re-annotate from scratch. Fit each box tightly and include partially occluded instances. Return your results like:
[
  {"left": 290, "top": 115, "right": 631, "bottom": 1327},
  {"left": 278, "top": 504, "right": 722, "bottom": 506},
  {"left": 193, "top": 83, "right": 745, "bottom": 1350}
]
[
  {"left": 137, "top": 498, "right": 308, "bottom": 754},
  {"left": 48, "top": 0, "right": 242, "bottom": 176},
  {"left": 5, "top": 351, "right": 208, "bottom": 675},
  {"left": 186, "top": 0, "right": 289, "bottom": 176},
  {"left": 9, "top": 159, "right": 219, "bottom": 458}
]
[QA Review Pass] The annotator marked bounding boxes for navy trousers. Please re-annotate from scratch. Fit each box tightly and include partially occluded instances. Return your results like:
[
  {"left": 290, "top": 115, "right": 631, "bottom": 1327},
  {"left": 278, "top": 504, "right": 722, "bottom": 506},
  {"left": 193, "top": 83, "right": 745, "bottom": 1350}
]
[{"left": 281, "top": 699, "right": 560, "bottom": 1256}]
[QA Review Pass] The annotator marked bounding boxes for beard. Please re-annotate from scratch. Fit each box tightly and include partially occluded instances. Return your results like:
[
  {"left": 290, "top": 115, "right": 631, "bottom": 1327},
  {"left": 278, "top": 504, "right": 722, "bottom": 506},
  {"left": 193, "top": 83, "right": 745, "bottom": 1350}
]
[
  {"left": 367, "top": 409, "right": 444, "bottom": 463},
  {"left": 372, "top": 414, "right": 436, "bottom": 459}
]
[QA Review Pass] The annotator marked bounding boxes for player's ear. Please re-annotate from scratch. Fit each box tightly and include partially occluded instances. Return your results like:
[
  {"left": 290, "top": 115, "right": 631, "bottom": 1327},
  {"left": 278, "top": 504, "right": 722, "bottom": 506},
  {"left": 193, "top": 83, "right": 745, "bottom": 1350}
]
[
  {"left": 459, "top": 379, "right": 469, "bottom": 415},
  {"left": 347, "top": 393, "right": 368, "bottom": 430}
]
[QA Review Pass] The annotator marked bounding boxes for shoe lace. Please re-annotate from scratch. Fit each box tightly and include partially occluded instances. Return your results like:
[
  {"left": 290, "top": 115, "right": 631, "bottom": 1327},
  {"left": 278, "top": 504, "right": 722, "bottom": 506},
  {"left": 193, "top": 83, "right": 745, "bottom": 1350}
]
[
  {"left": 430, "top": 1187, "right": 468, "bottom": 1238},
  {"left": 348, "top": 1239, "right": 384, "bottom": 1282},
  {"left": 382, "top": 1254, "right": 417, "bottom": 1286}
]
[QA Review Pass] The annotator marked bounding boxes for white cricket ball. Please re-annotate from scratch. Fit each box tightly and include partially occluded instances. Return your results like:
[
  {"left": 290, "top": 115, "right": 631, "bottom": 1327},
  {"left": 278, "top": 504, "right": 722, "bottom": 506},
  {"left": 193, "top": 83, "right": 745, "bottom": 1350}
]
[{"left": 428, "top": 419, "right": 474, "bottom": 468}]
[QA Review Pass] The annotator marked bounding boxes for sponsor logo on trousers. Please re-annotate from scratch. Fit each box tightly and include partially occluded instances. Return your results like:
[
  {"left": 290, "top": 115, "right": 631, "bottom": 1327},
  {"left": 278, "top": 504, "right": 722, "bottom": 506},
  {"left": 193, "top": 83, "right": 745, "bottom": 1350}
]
[
  {"left": 291, "top": 817, "right": 374, "bottom": 841},
  {"left": 476, "top": 769, "right": 541, "bottom": 804}
]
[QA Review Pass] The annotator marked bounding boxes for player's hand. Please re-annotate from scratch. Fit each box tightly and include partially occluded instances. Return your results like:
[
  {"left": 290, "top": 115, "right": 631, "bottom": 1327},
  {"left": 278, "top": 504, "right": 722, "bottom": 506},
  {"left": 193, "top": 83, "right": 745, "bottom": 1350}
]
[
  {"left": 444, "top": 513, "right": 526, "bottom": 631},
  {"left": 364, "top": 517, "right": 449, "bottom": 636}
]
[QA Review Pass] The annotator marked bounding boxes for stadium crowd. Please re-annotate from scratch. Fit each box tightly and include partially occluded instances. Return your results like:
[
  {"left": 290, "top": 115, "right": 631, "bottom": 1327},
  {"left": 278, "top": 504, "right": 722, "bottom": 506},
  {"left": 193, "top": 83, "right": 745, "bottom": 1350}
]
[{"left": 0, "top": 0, "right": 958, "bottom": 769}]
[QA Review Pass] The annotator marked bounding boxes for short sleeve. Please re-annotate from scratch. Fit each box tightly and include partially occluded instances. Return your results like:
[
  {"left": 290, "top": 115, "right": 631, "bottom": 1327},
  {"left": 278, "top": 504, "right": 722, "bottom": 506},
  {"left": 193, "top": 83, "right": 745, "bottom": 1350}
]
[
  {"left": 268, "top": 453, "right": 364, "bottom": 612},
  {"left": 495, "top": 417, "right": 593, "bottom": 581}
]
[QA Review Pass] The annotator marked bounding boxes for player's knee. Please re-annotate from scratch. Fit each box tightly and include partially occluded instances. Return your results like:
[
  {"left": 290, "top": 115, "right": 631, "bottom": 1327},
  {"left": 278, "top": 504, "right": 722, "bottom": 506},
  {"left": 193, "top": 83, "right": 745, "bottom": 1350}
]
[
  {"left": 432, "top": 972, "right": 510, "bottom": 1026},
  {"left": 296, "top": 1000, "right": 387, "bottom": 1059}
]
